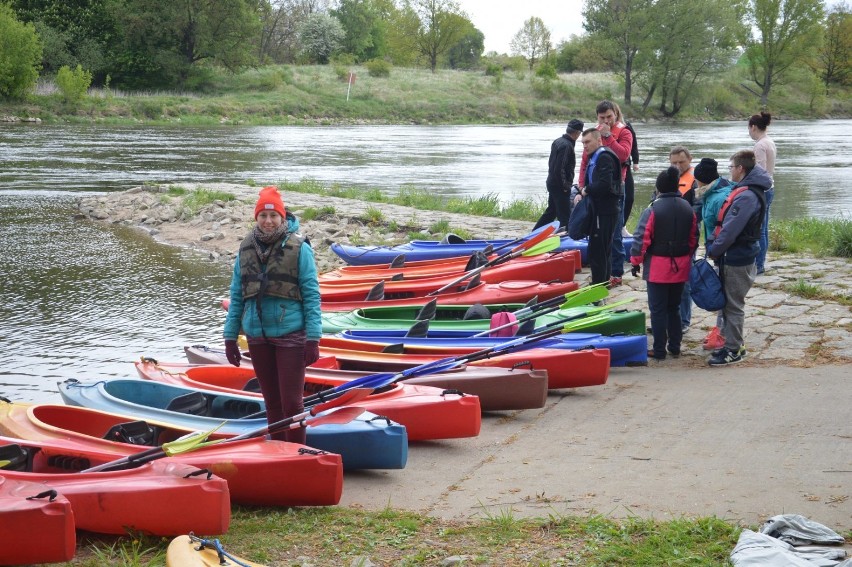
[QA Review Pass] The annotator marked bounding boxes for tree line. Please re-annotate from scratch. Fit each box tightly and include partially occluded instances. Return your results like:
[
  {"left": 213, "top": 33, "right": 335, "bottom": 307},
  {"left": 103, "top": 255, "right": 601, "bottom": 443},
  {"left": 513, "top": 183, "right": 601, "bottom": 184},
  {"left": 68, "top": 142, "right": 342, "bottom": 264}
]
[{"left": 1, "top": 0, "right": 849, "bottom": 116}]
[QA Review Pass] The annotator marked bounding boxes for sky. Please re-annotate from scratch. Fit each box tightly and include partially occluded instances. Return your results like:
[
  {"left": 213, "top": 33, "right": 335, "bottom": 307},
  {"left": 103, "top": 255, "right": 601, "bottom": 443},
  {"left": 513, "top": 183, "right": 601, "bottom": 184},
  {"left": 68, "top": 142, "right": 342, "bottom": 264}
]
[{"left": 457, "top": 0, "right": 587, "bottom": 54}]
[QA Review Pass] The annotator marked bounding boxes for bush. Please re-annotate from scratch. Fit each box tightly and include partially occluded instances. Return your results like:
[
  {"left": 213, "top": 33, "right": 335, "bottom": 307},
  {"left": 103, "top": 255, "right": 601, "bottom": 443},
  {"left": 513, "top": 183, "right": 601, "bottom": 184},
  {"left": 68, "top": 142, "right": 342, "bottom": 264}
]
[
  {"left": 484, "top": 62, "right": 502, "bottom": 77},
  {"left": 365, "top": 59, "right": 391, "bottom": 78},
  {"left": 832, "top": 219, "right": 852, "bottom": 258},
  {"left": 55, "top": 65, "right": 92, "bottom": 103},
  {"left": 535, "top": 63, "right": 557, "bottom": 79},
  {"left": 530, "top": 76, "right": 554, "bottom": 98},
  {"left": 0, "top": 5, "right": 43, "bottom": 99}
]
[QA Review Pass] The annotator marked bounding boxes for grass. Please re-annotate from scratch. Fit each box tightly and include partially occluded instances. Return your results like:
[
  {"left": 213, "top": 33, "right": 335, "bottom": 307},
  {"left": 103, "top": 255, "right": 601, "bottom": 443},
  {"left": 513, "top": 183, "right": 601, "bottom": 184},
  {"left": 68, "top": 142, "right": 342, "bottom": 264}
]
[
  {"left": 770, "top": 217, "right": 852, "bottom": 258},
  {"left": 783, "top": 278, "right": 852, "bottom": 306},
  {"left": 3, "top": 64, "right": 850, "bottom": 125},
  {"left": 54, "top": 508, "right": 745, "bottom": 566},
  {"left": 174, "top": 188, "right": 236, "bottom": 218}
]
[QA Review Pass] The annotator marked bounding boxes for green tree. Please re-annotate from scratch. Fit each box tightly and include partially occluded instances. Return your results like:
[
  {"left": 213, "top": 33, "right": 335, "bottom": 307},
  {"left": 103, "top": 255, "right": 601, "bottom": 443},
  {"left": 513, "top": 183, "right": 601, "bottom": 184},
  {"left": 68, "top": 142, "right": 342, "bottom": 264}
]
[
  {"left": 9, "top": 0, "right": 120, "bottom": 80},
  {"left": 814, "top": 2, "right": 851, "bottom": 87},
  {"left": 399, "top": 0, "right": 470, "bottom": 72},
  {"left": 446, "top": 23, "right": 483, "bottom": 69},
  {"left": 0, "top": 3, "right": 42, "bottom": 99},
  {"left": 55, "top": 63, "right": 92, "bottom": 102},
  {"left": 742, "top": 0, "right": 824, "bottom": 106},
  {"left": 634, "top": 0, "right": 744, "bottom": 116},
  {"left": 114, "top": 0, "right": 264, "bottom": 88},
  {"left": 553, "top": 35, "right": 611, "bottom": 73},
  {"left": 298, "top": 11, "right": 344, "bottom": 63},
  {"left": 259, "top": 0, "right": 328, "bottom": 64},
  {"left": 331, "top": 0, "right": 395, "bottom": 62},
  {"left": 510, "top": 16, "right": 551, "bottom": 70},
  {"left": 583, "top": 0, "right": 656, "bottom": 104}
]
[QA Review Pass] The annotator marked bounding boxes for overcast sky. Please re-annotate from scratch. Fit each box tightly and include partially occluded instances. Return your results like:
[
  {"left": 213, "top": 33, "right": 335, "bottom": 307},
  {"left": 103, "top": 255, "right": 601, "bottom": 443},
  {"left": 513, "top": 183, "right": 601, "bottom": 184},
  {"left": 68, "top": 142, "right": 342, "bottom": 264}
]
[{"left": 457, "top": 0, "right": 586, "bottom": 54}]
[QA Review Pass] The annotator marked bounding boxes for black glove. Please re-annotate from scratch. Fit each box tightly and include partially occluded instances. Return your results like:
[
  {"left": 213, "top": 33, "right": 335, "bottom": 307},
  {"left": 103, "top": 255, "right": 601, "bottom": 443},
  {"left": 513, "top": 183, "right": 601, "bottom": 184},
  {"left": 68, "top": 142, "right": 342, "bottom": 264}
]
[
  {"left": 224, "top": 339, "right": 241, "bottom": 367},
  {"left": 304, "top": 340, "right": 320, "bottom": 366},
  {"left": 631, "top": 264, "right": 641, "bottom": 277}
]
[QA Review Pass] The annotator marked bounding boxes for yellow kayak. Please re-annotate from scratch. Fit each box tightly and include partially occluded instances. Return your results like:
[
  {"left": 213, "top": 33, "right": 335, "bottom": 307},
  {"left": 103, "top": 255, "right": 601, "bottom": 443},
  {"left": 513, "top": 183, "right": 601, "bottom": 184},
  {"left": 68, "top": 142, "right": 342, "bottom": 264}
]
[{"left": 167, "top": 534, "right": 267, "bottom": 567}]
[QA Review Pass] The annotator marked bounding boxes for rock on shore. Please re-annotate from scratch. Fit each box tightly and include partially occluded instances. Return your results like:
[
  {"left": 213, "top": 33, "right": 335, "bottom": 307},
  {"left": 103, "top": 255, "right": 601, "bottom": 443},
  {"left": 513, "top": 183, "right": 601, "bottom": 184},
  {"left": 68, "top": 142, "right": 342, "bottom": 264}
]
[{"left": 77, "top": 183, "right": 532, "bottom": 274}]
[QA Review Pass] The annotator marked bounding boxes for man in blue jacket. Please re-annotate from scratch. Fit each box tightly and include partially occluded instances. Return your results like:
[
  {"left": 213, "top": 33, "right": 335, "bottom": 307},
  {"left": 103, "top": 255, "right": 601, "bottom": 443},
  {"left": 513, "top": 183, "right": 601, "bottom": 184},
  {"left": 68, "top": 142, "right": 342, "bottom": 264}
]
[{"left": 707, "top": 150, "right": 771, "bottom": 366}]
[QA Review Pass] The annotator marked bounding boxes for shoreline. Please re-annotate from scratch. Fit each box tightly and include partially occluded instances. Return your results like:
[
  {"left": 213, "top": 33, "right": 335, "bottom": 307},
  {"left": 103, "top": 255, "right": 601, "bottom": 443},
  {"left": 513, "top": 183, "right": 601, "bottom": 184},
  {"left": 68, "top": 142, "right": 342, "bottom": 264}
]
[{"left": 77, "top": 183, "right": 852, "bottom": 366}]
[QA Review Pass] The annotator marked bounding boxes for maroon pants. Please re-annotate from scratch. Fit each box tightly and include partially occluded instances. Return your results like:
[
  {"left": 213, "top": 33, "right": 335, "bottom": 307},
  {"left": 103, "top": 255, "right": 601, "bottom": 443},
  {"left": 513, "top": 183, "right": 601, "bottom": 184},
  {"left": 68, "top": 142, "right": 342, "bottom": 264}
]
[{"left": 247, "top": 334, "right": 306, "bottom": 444}]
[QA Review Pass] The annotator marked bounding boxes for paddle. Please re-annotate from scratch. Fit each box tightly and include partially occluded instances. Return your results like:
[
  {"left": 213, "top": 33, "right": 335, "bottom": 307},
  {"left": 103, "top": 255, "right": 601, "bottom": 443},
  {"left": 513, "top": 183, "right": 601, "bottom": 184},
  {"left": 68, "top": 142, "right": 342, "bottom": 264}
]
[
  {"left": 426, "top": 227, "right": 559, "bottom": 297},
  {"left": 81, "top": 388, "right": 371, "bottom": 473},
  {"left": 489, "top": 220, "right": 559, "bottom": 256},
  {"left": 470, "top": 283, "right": 609, "bottom": 338}
]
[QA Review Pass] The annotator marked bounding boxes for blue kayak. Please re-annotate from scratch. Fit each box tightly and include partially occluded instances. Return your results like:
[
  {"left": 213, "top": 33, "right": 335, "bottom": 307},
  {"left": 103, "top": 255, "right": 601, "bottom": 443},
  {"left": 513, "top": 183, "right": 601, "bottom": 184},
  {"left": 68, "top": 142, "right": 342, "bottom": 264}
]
[
  {"left": 337, "top": 330, "right": 648, "bottom": 367},
  {"left": 332, "top": 235, "right": 633, "bottom": 266},
  {"left": 57, "top": 379, "right": 408, "bottom": 471}
]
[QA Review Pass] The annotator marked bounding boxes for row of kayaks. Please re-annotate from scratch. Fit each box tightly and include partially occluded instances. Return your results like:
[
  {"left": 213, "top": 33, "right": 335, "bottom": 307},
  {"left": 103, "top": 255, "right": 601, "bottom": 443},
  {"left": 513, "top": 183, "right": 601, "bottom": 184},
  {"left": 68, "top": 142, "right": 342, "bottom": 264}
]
[{"left": 2, "top": 224, "right": 649, "bottom": 565}]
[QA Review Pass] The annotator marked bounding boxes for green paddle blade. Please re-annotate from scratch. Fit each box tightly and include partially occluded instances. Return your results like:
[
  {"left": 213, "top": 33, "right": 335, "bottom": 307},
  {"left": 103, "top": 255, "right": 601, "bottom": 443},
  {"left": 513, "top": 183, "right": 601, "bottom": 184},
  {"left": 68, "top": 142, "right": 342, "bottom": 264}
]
[
  {"left": 521, "top": 235, "right": 561, "bottom": 257},
  {"left": 562, "top": 313, "right": 613, "bottom": 332},
  {"left": 559, "top": 284, "right": 609, "bottom": 309},
  {"left": 0, "top": 460, "right": 10, "bottom": 468},
  {"left": 162, "top": 423, "right": 225, "bottom": 456}
]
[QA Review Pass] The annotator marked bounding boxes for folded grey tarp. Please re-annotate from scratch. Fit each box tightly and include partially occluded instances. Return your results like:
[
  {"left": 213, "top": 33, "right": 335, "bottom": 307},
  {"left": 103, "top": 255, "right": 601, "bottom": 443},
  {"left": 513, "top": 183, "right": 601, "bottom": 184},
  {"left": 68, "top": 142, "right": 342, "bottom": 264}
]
[{"left": 731, "top": 515, "right": 849, "bottom": 567}]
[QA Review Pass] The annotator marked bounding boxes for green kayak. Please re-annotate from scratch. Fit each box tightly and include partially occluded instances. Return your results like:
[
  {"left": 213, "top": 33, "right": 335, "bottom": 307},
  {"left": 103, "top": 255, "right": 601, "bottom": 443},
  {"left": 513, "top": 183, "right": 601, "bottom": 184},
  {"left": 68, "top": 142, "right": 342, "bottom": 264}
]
[{"left": 321, "top": 303, "right": 646, "bottom": 336}]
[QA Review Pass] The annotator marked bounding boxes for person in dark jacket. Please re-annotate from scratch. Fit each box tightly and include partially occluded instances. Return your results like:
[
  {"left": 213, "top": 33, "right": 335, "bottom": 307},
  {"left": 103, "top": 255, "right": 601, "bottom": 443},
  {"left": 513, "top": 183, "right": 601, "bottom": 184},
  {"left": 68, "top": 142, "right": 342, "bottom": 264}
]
[
  {"left": 630, "top": 167, "right": 698, "bottom": 360},
  {"left": 579, "top": 128, "right": 623, "bottom": 285},
  {"left": 534, "top": 119, "right": 584, "bottom": 229},
  {"left": 223, "top": 186, "right": 322, "bottom": 443},
  {"left": 707, "top": 150, "right": 771, "bottom": 366}
]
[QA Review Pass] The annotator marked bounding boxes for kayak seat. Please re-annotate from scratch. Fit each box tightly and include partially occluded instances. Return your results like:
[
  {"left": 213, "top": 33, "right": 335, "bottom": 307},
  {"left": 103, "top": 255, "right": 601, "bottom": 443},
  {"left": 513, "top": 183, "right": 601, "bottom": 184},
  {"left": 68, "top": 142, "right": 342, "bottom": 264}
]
[
  {"left": 47, "top": 454, "right": 91, "bottom": 471},
  {"left": 210, "top": 398, "right": 263, "bottom": 419},
  {"left": 165, "top": 391, "right": 209, "bottom": 416},
  {"left": 463, "top": 303, "right": 491, "bottom": 320},
  {"left": 440, "top": 234, "right": 466, "bottom": 244},
  {"left": 243, "top": 377, "right": 261, "bottom": 393},
  {"left": 103, "top": 420, "right": 158, "bottom": 446},
  {"left": 0, "top": 444, "right": 36, "bottom": 472}
]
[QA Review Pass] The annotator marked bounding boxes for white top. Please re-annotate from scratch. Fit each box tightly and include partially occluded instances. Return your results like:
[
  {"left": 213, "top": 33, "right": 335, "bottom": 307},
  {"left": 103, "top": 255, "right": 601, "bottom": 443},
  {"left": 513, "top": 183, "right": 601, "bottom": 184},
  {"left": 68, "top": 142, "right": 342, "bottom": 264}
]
[{"left": 753, "top": 135, "right": 776, "bottom": 185}]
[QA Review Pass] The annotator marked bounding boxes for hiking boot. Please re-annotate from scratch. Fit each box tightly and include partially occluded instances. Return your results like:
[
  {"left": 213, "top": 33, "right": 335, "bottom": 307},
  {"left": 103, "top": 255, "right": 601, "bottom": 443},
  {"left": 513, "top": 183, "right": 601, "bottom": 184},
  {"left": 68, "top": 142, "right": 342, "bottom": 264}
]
[
  {"left": 667, "top": 348, "right": 681, "bottom": 358},
  {"left": 708, "top": 346, "right": 746, "bottom": 366},
  {"left": 702, "top": 327, "right": 725, "bottom": 351},
  {"left": 609, "top": 276, "right": 623, "bottom": 287}
]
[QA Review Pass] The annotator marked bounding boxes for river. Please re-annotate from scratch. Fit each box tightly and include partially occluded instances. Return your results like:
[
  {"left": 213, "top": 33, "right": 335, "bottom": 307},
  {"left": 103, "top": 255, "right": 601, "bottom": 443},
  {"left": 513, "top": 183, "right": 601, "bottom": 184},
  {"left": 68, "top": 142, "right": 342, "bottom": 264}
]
[{"left": 1, "top": 120, "right": 849, "bottom": 402}]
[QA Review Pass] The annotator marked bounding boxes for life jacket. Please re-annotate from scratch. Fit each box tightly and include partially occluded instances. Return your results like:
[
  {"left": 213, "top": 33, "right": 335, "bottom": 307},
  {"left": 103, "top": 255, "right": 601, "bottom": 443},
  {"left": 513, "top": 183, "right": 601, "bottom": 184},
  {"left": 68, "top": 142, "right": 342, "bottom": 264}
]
[
  {"left": 713, "top": 185, "right": 766, "bottom": 244},
  {"left": 239, "top": 232, "right": 305, "bottom": 301},
  {"left": 678, "top": 168, "right": 696, "bottom": 196},
  {"left": 586, "top": 147, "right": 624, "bottom": 197},
  {"left": 647, "top": 195, "right": 693, "bottom": 258}
]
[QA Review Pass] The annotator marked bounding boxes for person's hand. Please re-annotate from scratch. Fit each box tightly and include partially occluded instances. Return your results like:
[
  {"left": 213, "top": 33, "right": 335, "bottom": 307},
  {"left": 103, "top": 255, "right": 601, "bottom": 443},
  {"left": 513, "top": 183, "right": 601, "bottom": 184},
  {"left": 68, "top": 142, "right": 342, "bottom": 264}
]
[
  {"left": 598, "top": 123, "right": 611, "bottom": 138},
  {"left": 573, "top": 193, "right": 583, "bottom": 206},
  {"left": 633, "top": 164, "right": 639, "bottom": 172},
  {"left": 224, "top": 339, "right": 241, "bottom": 367},
  {"left": 631, "top": 264, "right": 641, "bottom": 277},
  {"left": 304, "top": 340, "right": 320, "bottom": 366}
]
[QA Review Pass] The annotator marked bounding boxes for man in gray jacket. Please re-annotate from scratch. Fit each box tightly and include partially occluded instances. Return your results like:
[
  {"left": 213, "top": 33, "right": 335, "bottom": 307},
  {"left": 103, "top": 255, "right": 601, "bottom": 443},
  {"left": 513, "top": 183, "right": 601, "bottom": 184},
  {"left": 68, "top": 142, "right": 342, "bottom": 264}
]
[{"left": 706, "top": 150, "right": 771, "bottom": 366}]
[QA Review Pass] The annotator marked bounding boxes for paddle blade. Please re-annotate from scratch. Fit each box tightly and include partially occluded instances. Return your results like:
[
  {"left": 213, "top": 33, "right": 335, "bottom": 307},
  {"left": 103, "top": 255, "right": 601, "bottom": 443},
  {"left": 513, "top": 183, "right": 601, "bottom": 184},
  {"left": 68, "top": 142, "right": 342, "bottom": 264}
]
[
  {"left": 521, "top": 235, "right": 560, "bottom": 257},
  {"left": 562, "top": 313, "right": 612, "bottom": 332},
  {"left": 162, "top": 423, "right": 225, "bottom": 456},
  {"left": 306, "top": 407, "right": 365, "bottom": 426},
  {"left": 312, "top": 387, "right": 373, "bottom": 411},
  {"left": 560, "top": 284, "right": 609, "bottom": 309}
]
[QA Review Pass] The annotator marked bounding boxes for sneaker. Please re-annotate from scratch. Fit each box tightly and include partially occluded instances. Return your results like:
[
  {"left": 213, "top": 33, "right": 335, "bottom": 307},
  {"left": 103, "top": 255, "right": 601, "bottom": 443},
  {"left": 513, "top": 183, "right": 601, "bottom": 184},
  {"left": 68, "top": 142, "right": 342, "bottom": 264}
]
[
  {"left": 681, "top": 325, "right": 690, "bottom": 334},
  {"left": 708, "top": 346, "right": 746, "bottom": 366},
  {"left": 609, "top": 276, "right": 623, "bottom": 287},
  {"left": 667, "top": 348, "right": 681, "bottom": 358},
  {"left": 702, "top": 327, "right": 725, "bottom": 351},
  {"left": 647, "top": 349, "right": 665, "bottom": 361}
]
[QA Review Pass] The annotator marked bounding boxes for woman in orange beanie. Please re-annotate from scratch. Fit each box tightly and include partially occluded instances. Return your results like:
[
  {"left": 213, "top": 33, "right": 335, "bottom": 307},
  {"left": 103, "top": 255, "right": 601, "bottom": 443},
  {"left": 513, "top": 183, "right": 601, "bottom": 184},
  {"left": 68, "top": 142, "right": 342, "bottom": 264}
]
[{"left": 222, "top": 186, "right": 321, "bottom": 444}]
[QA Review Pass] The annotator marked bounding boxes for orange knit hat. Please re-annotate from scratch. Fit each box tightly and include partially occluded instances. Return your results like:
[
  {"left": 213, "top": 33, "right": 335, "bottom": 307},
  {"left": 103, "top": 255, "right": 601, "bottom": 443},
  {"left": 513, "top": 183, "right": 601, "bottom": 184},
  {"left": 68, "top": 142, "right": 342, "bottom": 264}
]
[{"left": 254, "top": 186, "right": 286, "bottom": 219}]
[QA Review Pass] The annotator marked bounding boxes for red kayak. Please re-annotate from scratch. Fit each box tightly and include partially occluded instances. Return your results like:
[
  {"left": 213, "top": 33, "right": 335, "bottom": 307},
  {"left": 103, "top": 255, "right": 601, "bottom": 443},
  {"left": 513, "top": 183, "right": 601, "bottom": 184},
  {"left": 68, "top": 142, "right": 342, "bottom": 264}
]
[
  {"left": 0, "top": 475, "right": 75, "bottom": 565},
  {"left": 319, "top": 279, "right": 579, "bottom": 312},
  {"left": 318, "top": 250, "right": 579, "bottom": 285},
  {"left": 315, "top": 337, "right": 610, "bottom": 390},
  {"left": 0, "top": 401, "right": 343, "bottom": 508},
  {"left": 183, "top": 347, "right": 550, "bottom": 412},
  {"left": 0, "top": 437, "right": 230, "bottom": 536},
  {"left": 135, "top": 359, "right": 482, "bottom": 442}
]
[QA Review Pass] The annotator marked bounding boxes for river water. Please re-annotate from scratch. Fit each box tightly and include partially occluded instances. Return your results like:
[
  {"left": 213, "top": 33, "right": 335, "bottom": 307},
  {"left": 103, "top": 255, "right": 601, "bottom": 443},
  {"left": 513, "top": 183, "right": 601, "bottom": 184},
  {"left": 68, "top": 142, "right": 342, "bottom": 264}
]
[{"left": 1, "top": 120, "right": 849, "bottom": 402}]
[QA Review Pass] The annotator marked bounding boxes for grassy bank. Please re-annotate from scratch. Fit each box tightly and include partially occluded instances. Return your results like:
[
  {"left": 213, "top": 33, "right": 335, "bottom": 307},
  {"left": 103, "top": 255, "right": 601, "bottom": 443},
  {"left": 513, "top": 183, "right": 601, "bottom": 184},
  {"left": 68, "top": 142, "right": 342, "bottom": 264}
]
[
  {"left": 53, "top": 507, "right": 746, "bottom": 566},
  {"left": 2, "top": 64, "right": 850, "bottom": 126}
]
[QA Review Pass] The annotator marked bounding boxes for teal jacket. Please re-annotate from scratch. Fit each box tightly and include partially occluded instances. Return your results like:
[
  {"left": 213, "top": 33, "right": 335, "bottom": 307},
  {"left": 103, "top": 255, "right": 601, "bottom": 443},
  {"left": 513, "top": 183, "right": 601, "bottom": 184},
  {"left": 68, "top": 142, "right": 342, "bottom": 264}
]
[
  {"left": 223, "top": 215, "right": 322, "bottom": 342},
  {"left": 698, "top": 178, "right": 732, "bottom": 242}
]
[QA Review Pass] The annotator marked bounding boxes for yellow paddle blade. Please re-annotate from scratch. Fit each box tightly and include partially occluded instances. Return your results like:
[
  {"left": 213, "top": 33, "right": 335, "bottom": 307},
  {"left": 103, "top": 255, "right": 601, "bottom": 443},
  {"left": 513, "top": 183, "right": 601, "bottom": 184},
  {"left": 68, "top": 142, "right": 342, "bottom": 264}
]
[
  {"left": 562, "top": 313, "right": 612, "bottom": 332},
  {"left": 0, "top": 460, "right": 10, "bottom": 469},
  {"left": 521, "top": 236, "right": 561, "bottom": 257},
  {"left": 560, "top": 284, "right": 609, "bottom": 309},
  {"left": 238, "top": 335, "right": 248, "bottom": 351},
  {"left": 162, "top": 423, "right": 226, "bottom": 456}
]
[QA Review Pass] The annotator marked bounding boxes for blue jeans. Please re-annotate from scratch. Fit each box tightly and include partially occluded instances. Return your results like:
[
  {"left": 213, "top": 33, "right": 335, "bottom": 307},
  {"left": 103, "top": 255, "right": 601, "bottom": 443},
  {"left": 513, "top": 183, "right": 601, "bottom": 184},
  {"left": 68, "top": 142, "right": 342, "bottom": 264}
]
[
  {"left": 610, "top": 196, "right": 625, "bottom": 277},
  {"left": 756, "top": 188, "right": 774, "bottom": 273},
  {"left": 680, "top": 279, "right": 692, "bottom": 329}
]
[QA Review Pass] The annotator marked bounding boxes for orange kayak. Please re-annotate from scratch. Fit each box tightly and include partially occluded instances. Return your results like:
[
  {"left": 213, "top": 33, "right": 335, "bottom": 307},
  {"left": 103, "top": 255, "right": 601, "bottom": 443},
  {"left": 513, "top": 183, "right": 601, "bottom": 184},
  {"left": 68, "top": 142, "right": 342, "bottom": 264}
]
[
  {"left": 319, "top": 250, "right": 579, "bottom": 285},
  {"left": 0, "top": 475, "right": 75, "bottom": 565},
  {"left": 0, "top": 400, "right": 343, "bottom": 507},
  {"left": 0, "top": 437, "right": 230, "bottom": 536},
  {"left": 135, "top": 359, "right": 482, "bottom": 442},
  {"left": 315, "top": 337, "right": 610, "bottom": 390}
]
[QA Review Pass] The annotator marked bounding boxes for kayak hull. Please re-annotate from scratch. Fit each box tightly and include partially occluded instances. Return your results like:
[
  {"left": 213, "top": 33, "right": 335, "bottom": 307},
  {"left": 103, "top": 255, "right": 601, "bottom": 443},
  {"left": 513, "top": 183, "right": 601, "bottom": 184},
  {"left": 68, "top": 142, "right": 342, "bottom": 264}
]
[
  {"left": 0, "top": 438, "right": 230, "bottom": 536},
  {"left": 134, "top": 361, "right": 481, "bottom": 442},
  {"left": 337, "top": 330, "right": 648, "bottom": 367},
  {"left": 321, "top": 304, "right": 647, "bottom": 337},
  {"left": 182, "top": 347, "right": 550, "bottom": 412},
  {"left": 57, "top": 379, "right": 408, "bottom": 470},
  {"left": 0, "top": 401, "right": 345, "bottom": 506},
  {"left": 0, "top": 476, "right": 76, "bottom": 565}
]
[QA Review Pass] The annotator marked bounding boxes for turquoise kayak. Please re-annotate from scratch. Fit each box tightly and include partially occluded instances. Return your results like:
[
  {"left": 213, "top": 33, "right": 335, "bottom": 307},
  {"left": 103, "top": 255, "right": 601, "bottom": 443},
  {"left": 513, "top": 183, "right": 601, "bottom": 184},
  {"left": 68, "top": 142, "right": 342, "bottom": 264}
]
[{"left": 57, "top": 379, "right": 408, "bottom": 471}]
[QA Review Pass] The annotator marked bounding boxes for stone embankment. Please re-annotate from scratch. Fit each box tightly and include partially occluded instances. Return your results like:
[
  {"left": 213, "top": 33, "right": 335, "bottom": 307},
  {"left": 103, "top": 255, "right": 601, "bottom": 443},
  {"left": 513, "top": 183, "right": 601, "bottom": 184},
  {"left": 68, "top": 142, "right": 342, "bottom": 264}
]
[{"left": 79, "top": 183, "right": 852, "bottom": 364}]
